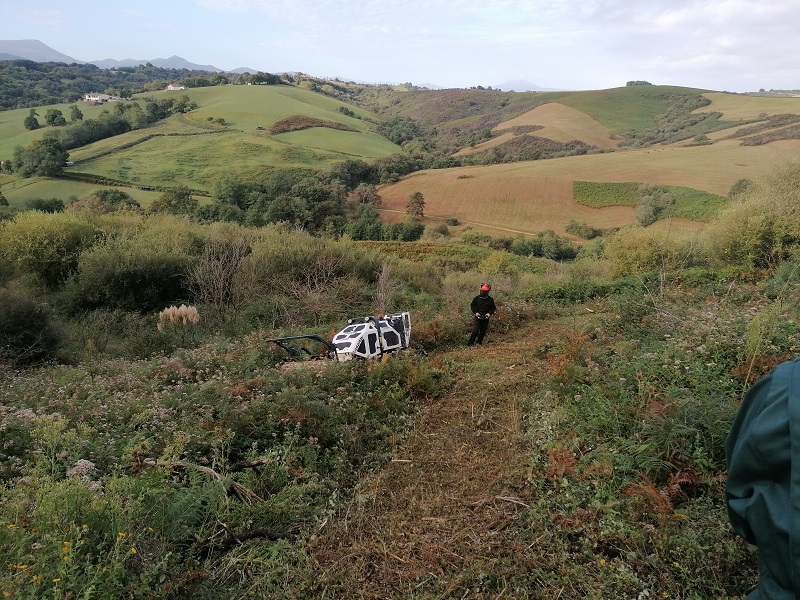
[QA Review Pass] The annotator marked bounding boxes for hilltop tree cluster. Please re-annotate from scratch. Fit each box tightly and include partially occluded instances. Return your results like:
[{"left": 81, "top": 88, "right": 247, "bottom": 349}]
[{"left": 0, "top": 60, "right": 290, "bottom": 110}]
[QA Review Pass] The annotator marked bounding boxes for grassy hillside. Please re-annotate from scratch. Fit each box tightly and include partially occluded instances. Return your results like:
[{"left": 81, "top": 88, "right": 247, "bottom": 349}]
[
  {"left": 378, "top": 137, "right": 800, "bottom": 236},
  {"left": 0, "top": 101, "right": 129, "bottom": 159},
  {"left": 700, "top": 92, "right": 800, "bottom": 120},
  {"left": 0, "top": 85, "right": 401, "bottom": 197}
]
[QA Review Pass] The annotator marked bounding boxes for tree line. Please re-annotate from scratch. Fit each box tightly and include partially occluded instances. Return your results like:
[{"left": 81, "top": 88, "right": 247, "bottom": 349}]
[{"left": 0, "top": 60, "right": 291, "bottom": 110}]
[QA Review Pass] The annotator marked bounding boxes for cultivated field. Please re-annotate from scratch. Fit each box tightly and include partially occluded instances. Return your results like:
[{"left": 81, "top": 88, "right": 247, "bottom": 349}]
[{"left": 380, "top": 137, "right": 800, "bottom": 236}]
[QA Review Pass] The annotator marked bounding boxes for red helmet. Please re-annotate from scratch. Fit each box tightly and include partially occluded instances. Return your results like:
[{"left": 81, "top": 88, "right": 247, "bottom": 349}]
[{"left": 480, "top": 284, "right": 491, "bottom": 291}]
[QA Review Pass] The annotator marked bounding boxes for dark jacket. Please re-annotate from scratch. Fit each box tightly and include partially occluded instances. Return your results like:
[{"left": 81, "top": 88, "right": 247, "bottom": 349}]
[
  {"left": 470, "top": 294, "right": 496, "bottom": 317},
  {"left": 726, "top": 358, "right": 800, "bottom": 599}
]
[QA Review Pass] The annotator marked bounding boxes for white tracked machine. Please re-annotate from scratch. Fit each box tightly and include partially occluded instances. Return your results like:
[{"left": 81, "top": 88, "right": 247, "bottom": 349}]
[{"left": 266, "top": 312, "right": 412, "bottom": 362}]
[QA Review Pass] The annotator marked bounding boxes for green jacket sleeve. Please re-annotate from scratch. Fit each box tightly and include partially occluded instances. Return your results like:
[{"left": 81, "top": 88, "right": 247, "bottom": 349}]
[{"left": 726, "top": 358, "right": 800, "bottom": 599}]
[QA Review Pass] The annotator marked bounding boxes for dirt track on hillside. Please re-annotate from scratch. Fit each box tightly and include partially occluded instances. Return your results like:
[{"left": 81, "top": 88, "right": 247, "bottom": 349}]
[{"left": 306, "top": 320, "right": 574, "bottom": 598}]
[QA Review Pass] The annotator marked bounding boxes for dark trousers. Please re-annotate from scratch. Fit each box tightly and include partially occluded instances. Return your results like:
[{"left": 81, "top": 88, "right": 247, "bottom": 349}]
[{"left": 468, "top": 317, "right": 490, "bottom": 345}]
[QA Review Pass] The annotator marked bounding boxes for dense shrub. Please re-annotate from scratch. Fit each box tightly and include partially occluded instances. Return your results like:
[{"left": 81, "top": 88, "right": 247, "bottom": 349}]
[
  {"left": 0, "top": 287, "right": 63, "bottom": 365},
  {"left": 0, "top": 338, "right": 446, "bottom": 597},
  {"left": 64, "top": 236, "right": 196, "bottom": 312},
  {"left": 0, "top": 211, "right": 98, "bottom": 288},
  {"left": 24, "top": 197, "right": 65, "bottom": 213},
  {"left": 706, "top": 163, "right": 800, "bottom": 268},
  {"left": 603, "top": 226, "right": 705, "bottom": 277}
]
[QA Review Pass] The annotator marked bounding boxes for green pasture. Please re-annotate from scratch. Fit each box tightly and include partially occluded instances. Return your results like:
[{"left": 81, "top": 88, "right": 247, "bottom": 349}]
[
  {"left": 574, "top": 180, "right": 728, "bottom": 221},
  {"left": 0, "top": 177, "right": 163, "bottom": 208},
  {"left": 0, "top": 101, "right": 128, "bottom": 160},
  {"left": 555, "top": 85, "right": 712, "bottom": 134},
  {"left": 272, "top": 128, "right": 401, "bottom": 157},
  {"left": 142, "top": 85, "right": 377, "bottom": 132},
  {"left": 1, "top": 84, "right": 392, "bottom": 168},
  {"left": 3, "top": 85, "right": 401, "bottom": 192},
  {"left": 69, "top": 122, "right": 398, "bottom": 190}
]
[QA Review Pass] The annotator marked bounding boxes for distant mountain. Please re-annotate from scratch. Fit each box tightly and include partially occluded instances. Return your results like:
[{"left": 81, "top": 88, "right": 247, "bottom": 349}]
[
  {"left": 0, "top": 39, "right": 83, "bottom": 64},
  {"left": 228, "top": 67, "right": 262, "bottom": 74},
  {"left": 90, "top": 55, "right": 223, "bottom": 72},
  {"left": 0, "top": 39, "right": 243, "bottom": 73},
  {"left": 494, "top": 79, "right": 560, "bottom": 92}
]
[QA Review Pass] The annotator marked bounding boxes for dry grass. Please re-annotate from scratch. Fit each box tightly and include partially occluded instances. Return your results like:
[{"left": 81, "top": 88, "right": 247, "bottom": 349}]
[
  {"left": 697, "top": 92, "right": 800, "bottom": 120},
  {"left": 494, "top": 103, "right": 620, "bottom": 149},
  {"left": 456, "top": 103, "right": 619, "bottom": 157},
  {"left": 379, "top": 138, "right": 800, "bottom": 236}
]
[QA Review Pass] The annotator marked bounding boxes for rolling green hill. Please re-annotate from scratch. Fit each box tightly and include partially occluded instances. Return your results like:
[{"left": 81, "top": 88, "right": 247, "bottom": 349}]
[
  {"left": 4, "top": 82, "right": 800, "bottom": 232},
  {"left": 1, "top": 84, "right": 400, "bottom": 198}
]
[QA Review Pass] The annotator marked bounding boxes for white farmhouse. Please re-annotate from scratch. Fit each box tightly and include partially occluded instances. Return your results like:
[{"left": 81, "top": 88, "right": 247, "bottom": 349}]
[
  {"left": 83, "top": 92, "right": 117, "bottom": 103},
  {"left": 165, "top": 84, "right": 186, "bottom": 91}
]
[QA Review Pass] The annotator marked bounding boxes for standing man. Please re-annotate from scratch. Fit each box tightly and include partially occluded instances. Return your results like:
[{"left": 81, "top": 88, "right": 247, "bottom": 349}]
[{"left": 468, "top": 283, "right": 496, "bottom": 346}]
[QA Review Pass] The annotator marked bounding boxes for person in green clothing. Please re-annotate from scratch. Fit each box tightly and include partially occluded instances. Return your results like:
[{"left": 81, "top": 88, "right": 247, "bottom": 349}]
[{"left": 726, "top": 358, "right": 800, "bottom": 599}]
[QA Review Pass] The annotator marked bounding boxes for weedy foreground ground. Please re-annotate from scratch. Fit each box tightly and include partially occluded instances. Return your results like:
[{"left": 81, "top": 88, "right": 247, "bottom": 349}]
[{"left": 299, "top": 291, "right": 765, "bottom": 599}]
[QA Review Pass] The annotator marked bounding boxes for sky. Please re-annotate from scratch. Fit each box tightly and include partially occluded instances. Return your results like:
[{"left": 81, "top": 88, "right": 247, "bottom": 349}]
[{"left": 3, "top": 0, "right": 800, "bottom": 92}]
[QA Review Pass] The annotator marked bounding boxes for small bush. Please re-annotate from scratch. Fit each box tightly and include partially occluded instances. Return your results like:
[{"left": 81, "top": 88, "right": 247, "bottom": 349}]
[
  {"left": 763, "top": 254, "right": 800, "bottom": 299},
  {"left": 565, "top": 220, "right": 603, "bottom": 239},
  {"left": 728, "top": 178, "right": 753, "bottom": 199}
]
